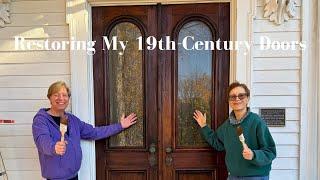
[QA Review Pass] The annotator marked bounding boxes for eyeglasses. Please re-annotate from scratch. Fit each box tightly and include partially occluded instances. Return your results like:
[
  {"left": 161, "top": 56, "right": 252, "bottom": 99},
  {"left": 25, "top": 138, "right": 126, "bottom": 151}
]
[{"left": 228, "top": 93, "right": 247, "bottom": 101}]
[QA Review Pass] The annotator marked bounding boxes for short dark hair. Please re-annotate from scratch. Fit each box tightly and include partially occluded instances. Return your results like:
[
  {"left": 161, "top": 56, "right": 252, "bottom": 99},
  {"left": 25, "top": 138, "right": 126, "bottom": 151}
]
[{"left": 227, "top": 81, "right": 250, "bottom": 97}]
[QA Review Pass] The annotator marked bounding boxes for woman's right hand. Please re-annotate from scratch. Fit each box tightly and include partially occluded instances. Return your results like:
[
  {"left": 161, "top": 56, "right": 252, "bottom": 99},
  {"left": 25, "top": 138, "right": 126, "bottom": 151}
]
[
  {"left": 193, "top": 110, "right": 207, "bottom": 128},
  {"left": 55, "top": 141, "right": 66, "bottom": 155}
]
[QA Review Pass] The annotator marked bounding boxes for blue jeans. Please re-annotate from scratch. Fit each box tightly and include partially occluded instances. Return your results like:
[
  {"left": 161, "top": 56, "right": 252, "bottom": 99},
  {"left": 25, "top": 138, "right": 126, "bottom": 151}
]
[{"left": 228, "top": 175, "right": 269, "bottom": 180}]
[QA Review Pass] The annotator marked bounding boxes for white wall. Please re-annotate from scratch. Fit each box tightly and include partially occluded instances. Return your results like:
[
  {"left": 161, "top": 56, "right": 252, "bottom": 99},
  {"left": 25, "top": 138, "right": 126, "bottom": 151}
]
[
  {"left": 0, "top": 0, "right": 70, "bottom": 179},
  {"left": 251, "top": 0, "right": 301, "bottom": 179}
]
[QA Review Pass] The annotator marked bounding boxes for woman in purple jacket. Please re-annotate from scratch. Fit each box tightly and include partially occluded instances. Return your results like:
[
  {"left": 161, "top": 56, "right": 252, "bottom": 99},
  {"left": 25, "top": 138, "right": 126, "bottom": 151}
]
[{"left": 32, "top": 81, "right": 137, "bottom": 180}]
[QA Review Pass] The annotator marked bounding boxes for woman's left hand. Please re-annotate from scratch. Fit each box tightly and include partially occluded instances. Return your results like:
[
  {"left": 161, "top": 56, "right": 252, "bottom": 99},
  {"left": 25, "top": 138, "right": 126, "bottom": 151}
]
[
  {"left": 242, "top": 147, "right": 254, "bottom": 160},
  {"left": 120, "top": 113, "right": 138, "bottom": 129}
]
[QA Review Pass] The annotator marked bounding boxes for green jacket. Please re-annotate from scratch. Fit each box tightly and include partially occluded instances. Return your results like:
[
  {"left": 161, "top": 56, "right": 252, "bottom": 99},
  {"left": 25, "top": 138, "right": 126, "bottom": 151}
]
[{"left": 201, "top": 112, "right": 276, "bottom": 176}]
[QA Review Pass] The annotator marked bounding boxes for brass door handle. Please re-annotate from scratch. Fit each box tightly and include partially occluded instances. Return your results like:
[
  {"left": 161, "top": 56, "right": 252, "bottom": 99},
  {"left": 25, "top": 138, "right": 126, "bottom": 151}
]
[
  {"left": 149, "top": 143, "right": 156, "bottom": 153},
  {"left": 149, "top": 143, "right": 157, "bottom": 167},
  {"left": 165, "top": 147, "right": 172, "bottom": 153},
  {"left": 165, "top": 146, "right": 173, "bottom": 166}
]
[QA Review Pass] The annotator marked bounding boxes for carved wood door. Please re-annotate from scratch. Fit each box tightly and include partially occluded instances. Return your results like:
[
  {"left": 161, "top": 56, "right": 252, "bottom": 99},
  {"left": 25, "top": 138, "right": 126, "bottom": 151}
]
[{"left": 93, "top": 3, "right": 230, "bottom": 180}]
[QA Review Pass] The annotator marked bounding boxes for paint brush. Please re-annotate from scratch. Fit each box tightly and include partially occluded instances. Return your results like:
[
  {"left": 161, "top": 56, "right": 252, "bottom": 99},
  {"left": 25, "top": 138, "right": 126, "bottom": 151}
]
[
  {"left": 60, "top": 114, "right": 68, "bottom": 142},
  {"left": 236, "top": 126, "right": 248, "bottom": 150}
]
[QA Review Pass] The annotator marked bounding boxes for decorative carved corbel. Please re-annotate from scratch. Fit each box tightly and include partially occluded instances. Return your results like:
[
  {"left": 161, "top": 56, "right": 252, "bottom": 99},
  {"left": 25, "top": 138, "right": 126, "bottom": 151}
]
[
  {"left": 264, "top": 0, "right": 296, "bottom": 25},
  {"left": 0, "top": 0, "right": 11, "bottom": 28}
]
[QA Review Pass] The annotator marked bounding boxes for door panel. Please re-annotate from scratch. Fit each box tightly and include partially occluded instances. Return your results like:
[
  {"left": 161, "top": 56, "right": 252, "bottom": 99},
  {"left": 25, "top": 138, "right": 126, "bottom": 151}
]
[
  {"left": 93, "top": 5, "right": 158, "bottom": 180},
  {"left": 93, "top": 3, "right": 230, "bottom": 180},
  {"left": 160, "top": 3, "right": 230, "bottom": 180},
  {"left": 176, "top": 170, "right": 216, "bottom": 180},
  {"left": 107, "top": 22, "right": 144, "bottom": 147}
]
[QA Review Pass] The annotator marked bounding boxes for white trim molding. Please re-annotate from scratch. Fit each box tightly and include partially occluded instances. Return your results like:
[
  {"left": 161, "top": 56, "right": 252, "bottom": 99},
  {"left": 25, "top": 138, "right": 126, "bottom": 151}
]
[
  {"left": 300, "top": 0, "right": 319, "bottom": 179},
  {"left": 66, "top": 0, "right": 256, "bottom": 179},
  {"left": 0, "top": 0, "right": 11, "bottom": 28},
  {"left": 318, "top": 0, "right": 320, "bottom": 176},
  {"left": 66, "top": 0, "right": 96, "bottom": 180}
]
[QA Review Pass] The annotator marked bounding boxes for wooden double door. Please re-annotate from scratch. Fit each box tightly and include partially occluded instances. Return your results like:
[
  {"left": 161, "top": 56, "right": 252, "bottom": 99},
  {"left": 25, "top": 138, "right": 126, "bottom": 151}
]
[{"left": 93, "top": 3, "right": 230, "bottom": 180}]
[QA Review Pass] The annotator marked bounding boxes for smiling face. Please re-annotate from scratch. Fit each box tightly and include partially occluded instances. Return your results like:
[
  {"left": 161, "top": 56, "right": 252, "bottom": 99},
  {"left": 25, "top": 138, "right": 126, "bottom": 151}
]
[
  {"left": 49, "top": 86, "right": 70, "bottom": 113},
  {"left": 228, "top": 86, "right": 249, "bottom": 112},
  {"left": 47, "top": 81, "right": 70, "bottom": 114}
]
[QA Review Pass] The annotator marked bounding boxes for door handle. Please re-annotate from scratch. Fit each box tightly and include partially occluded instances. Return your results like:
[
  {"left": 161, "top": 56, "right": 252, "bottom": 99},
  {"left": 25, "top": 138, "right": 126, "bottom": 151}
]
[
  {"left": 165, "top": 146, "right": 173, "bottom": 166},
  {"left": 149, "top": 143, "right": 157, "bottom": 167},
  {"left": 165, "top": 147, "right": 172, "bottom": 153}
]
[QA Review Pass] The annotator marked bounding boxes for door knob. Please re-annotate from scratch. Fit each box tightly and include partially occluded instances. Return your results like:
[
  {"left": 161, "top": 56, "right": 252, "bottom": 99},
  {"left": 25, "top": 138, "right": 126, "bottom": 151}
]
[
  {"left": 165, "top": 147, "right": 172, "bottom": 153},
  {"left": 149, "top": 143, "right": 156, "bottom": 153}
]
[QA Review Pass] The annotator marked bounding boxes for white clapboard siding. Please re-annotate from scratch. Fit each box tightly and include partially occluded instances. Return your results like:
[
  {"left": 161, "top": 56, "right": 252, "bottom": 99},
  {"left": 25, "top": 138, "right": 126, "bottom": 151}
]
[
  {"left": 0, "top": 75, "right": 70, "bottom": 88},
  {"left": 253, "top": 45, "right": 301, "bottom": 57},
  {"left": 256, "top": 7, "right": 301, "bottom": 20},
  {"left": 253, "top": 32, "right": 301, "bottom": 45},
  {"left": 270, "top": 170, "right": 298, "bottom": 180},
  {"left": 0, "top": 148, "right": 38, "bottom": 159},
  {"left": 269, "top": 121, "right": 299, "bottom": 133},
  {"left": 7, "top": 13, "right": 66, "bottom": 27},
  {"left": 0, "top": 100, "right": 72, "bottom": 112},
  {"left": 0, "top": 100, "right": 49, "bottom": 112},
  {"left": 276, "top": 145, "right": 299, "bottom": 158},
  {"left": 253, "top": 58, "right": 300, "bottom": 70},
  {"left": 0, "top": 51, "right": 69, "bottom": 64},
  {"left": 4, "top": 159, "right": 40, "bottom": 171},
  {"left": 251, "top": 107, "right": 300, "bottom": 121},
  {"left": 253, "top": 1, "right": 301, "bottom": 179},
  {"left": 253, "top": 20, "right": 300, "bottom": 32},
  {"left": 6, "top": 171, "right": 42, "bottom": 180},
  {"left": 252, "top": 95, "right": 300, "bottom": 107},
  {"left": 253, "top": 82, "right": 300, "bottom": 95},
  {"left": 0, "top": 88, "right": 48, "bottom": 100},
  {"left": 0, "top": 63, "right": 70, "bottom": 76},
  {"left": 253, "top": 70, "right": 300, "bottom": 82},
  {"left": 0, "top": 136, "right": 35, "bottom": 148},
  {"left": 11, "top": 0, "right": 65, "bottom": 13},
  {"left": 272, "top": 133, "right": 299, "bottom": 145},
  {"left": 272, "top": 157, "right": 298, "bottom": 170},
  {"left": 0, "top": 38, "right": 69, "bottom": 51},
  {"left": 0, "top": 125, "right": 32, "bottom": 136},
  {"left": 0, "top": 1, "right": 69, "bottom": 179},
  {"left": 0, "top": 26, "right": 68, "bottom": 39},
  {"left": 0, "top": 112, "right": 38, "bottom": 124},
  {"left": 257, "top": 0, "right": 301, "bottom": 6}
]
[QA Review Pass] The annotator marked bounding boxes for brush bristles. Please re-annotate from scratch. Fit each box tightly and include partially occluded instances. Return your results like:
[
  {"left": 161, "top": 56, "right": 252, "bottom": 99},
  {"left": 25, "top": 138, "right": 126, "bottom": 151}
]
[
  {"left": 236, "top": 126, "right": 243, "bottom": 136},
  {"left": 60, "top": 115, "right": 68, "bottom": 125}
]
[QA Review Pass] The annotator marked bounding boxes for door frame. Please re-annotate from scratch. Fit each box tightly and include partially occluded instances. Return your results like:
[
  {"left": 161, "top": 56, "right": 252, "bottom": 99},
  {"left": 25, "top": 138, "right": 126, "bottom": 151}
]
[{"left": 66, "top": 0, "right": 257, "bottom": 179}]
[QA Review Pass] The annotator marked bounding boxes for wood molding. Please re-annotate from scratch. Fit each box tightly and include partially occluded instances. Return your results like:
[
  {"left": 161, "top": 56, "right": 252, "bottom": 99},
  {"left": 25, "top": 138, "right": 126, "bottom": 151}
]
[
  {"left": 66, "top": 1, "right": 96, "bottom": 180},
  {"left": 88, "top": 0, "right": 232, "bottom": 6},
  {"left": 0, "top": 0, "right": 11, "bottom": 28}
]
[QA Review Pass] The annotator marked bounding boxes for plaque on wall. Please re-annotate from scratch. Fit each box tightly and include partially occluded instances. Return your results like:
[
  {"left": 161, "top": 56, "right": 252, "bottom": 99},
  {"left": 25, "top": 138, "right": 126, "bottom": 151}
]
[{"left": 259, "top": 108, "right": 285, "bottom": 127}]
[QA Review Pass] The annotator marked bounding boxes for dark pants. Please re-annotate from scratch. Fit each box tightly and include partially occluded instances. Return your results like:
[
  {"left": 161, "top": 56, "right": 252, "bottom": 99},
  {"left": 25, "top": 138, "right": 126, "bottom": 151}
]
[
  {"left": 47, "top": 175, "right": 78, "bottom": 180},
  {"left": 228, "top": 175, "right": 269, "bottom": 180}
]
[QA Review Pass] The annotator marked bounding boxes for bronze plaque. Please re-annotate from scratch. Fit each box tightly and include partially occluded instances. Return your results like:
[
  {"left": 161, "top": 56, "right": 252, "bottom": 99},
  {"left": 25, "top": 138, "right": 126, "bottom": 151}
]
[{"left": 259, "top": 108, "right": 285, "bottom": 127}]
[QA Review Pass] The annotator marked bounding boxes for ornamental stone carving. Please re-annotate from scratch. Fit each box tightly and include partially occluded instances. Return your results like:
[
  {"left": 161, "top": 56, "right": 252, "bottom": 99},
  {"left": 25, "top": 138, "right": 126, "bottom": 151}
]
[
  {"left": 264, "top": 0, "right": 296, "bottom": 25},
  {"left": 0, "top": 0, "right": 11, "bottom": 28}
]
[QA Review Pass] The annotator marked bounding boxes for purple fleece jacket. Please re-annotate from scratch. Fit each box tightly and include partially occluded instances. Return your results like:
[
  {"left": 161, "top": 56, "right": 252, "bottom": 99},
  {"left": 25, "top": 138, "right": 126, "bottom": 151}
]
[{"left": 32, "top": 108, "right": 123, "bottom": 180}]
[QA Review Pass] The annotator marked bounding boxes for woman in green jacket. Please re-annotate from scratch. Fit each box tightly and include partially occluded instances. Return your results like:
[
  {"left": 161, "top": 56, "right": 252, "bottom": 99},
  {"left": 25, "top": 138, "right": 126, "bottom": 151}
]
[{"left": 193, "top": 82, "right": 276, "bottom": 180}]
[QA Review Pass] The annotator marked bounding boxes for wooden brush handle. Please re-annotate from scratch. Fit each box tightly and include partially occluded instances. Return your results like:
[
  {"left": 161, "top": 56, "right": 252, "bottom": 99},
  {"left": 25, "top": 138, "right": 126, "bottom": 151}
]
[{"left": 61, "top": 131, "right": 65, "bottom": 142}]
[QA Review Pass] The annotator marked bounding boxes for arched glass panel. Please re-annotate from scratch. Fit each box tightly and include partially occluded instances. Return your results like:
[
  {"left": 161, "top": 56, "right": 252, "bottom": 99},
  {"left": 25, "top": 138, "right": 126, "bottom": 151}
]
[
  {"left": 177, "top": 21, "right": 213, "bottom": 147},
  {"left": 108, "top": 22, "right": 144, "bottom": 147}
]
